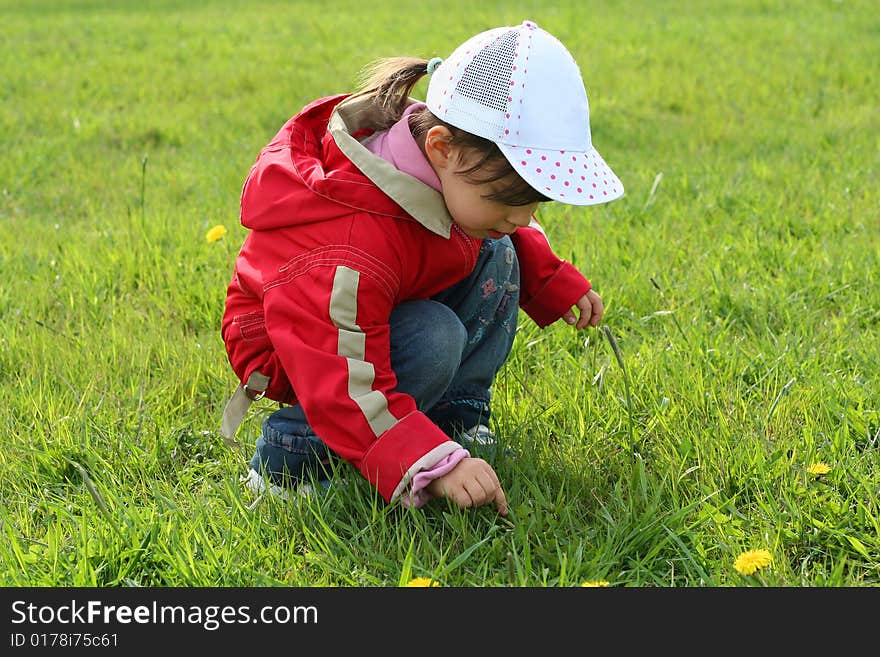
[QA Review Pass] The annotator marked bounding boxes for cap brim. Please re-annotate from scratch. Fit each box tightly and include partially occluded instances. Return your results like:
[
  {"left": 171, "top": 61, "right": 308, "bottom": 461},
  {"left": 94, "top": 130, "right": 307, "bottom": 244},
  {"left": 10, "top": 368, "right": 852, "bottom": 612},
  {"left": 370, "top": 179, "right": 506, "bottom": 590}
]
[{"left": 499, "top": 143, "right": 624, "bottom": 206}]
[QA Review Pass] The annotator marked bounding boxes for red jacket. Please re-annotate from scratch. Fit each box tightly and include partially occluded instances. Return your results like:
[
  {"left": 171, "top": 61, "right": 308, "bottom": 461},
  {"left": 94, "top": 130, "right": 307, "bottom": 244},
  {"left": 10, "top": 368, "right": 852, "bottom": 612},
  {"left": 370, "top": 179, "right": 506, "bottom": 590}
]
[{"left": 222, "top": 94, "right": 591, "bottom": 503}]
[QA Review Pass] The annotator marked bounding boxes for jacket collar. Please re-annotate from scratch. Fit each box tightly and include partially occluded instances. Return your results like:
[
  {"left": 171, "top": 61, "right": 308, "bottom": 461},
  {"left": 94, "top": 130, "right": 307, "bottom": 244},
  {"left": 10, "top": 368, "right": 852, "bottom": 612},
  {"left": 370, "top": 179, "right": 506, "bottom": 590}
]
[{"left": 328, "top": 96, "right": 453, "bottom": 239}]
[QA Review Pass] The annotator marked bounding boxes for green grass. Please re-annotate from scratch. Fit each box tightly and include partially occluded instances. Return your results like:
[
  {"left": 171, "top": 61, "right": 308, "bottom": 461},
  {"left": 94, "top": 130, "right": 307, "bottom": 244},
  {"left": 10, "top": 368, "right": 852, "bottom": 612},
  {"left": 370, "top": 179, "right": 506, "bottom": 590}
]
[{"left": 1, "top": 0, "right": 878, "bottom": 587}]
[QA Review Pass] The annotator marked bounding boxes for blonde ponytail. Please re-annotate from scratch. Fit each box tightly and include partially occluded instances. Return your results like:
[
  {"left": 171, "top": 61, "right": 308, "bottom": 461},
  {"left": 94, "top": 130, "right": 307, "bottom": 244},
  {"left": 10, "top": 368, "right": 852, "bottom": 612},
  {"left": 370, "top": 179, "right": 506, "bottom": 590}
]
[{"left": 351, "top": 57, "right": 430, "bottom": 131}]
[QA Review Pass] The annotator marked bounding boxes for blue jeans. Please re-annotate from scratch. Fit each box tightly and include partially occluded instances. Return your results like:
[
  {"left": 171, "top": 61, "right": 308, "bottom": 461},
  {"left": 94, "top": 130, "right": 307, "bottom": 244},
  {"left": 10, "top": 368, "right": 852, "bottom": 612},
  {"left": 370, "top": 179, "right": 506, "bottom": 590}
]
[{"left": 251, "top": 236, "right": 520, "bottom": 485}]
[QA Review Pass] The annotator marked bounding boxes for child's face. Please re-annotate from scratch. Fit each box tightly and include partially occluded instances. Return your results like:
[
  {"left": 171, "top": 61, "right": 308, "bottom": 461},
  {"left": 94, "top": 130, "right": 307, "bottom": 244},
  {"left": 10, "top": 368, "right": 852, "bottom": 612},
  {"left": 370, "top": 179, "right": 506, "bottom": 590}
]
[
  {"left": 436, "top": 155, "right": 538, "bottom": 240},
  {"left": 424, "top": 126, "right": 538, "bottom": 239}
]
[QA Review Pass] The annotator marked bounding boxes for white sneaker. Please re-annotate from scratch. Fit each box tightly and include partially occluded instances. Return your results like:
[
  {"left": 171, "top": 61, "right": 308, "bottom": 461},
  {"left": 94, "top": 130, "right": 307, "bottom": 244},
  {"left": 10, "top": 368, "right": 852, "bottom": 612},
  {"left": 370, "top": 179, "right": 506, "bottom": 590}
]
[
  {"left": 244, "top": 468, "right": 292, "bottom": 500},
  {"left": 455, "top": 424, "right": 517, "bottom": 459},
  {"left": 457, "top": 424, "right": 497, "bottom": 447},
  {"left": 243, "top": 468, "right": 332, "bottom": 501}
]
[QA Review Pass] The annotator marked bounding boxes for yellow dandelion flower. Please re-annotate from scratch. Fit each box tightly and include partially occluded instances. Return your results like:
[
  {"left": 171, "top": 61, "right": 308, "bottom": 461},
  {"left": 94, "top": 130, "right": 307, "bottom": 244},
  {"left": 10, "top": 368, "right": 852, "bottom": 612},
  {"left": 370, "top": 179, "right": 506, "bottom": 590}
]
[
  {"left": 404, "top": 577, "right": 440, "bottom": 587},
  {"left": 581, "top": 580, "right": 610, "bottom": 587},
  {"left": 206, "top": 225, "right": 228, "bottom": 243},
  {"left": 733, "top": 549, "right": 772, "bottom": 575},
  {"left": 807, "top": 462, "right": 831, "bottom": 476}
]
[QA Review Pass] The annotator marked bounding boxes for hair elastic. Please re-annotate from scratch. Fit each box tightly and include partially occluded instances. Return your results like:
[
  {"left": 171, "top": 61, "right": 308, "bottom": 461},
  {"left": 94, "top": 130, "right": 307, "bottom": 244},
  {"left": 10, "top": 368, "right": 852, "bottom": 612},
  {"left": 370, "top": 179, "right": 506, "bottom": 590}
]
[{"left": 426, "top": 57, "right": 443, "bottom": 75}]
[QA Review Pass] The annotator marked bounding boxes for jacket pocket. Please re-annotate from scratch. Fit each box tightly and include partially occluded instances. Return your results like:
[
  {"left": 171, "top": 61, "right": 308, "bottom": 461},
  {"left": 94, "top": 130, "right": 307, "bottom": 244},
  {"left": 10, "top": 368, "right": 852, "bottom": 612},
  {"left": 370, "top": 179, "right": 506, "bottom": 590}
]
[{"left": 234, "top": 311, "right": 267, "bottom": 341}]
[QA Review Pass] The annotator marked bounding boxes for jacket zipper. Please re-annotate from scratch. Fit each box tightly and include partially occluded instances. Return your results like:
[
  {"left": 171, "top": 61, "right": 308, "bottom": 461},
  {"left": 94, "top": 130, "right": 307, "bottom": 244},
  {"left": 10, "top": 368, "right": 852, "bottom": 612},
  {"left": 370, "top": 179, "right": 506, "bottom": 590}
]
[{"left": 451, "top": 223, "right": 482, "bottom": 275}]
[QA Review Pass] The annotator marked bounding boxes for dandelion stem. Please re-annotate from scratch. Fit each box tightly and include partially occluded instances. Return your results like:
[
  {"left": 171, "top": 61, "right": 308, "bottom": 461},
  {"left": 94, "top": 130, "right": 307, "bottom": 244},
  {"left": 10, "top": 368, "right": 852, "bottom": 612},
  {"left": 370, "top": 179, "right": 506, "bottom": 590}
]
[
  {"left": 63, "top": 456, "right": 125, "bottom": 540},
  {"left": 601, "top": 325, "right": 636, "bottom": 452}
]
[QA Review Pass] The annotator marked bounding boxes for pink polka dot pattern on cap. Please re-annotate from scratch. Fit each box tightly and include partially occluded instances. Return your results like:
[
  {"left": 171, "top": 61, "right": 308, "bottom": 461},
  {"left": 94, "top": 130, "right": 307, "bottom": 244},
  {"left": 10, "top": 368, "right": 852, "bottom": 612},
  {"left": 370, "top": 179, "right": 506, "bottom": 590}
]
[
  {"left": 500, "top": 144, "right": 623, "bottom": 206},
  {"left": 424, "top": 20, "right": 624, "bottom": 207}
]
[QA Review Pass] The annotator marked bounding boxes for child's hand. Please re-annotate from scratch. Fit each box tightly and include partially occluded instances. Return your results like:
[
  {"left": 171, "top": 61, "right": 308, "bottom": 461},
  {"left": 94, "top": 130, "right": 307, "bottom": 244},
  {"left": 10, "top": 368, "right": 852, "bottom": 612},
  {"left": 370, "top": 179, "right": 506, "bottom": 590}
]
[
  {"left": 426, "top": 457, "right": 508, "bottom": 515},
  {"left": 563, "top": 289, "right": 604, "bottom": 329}
]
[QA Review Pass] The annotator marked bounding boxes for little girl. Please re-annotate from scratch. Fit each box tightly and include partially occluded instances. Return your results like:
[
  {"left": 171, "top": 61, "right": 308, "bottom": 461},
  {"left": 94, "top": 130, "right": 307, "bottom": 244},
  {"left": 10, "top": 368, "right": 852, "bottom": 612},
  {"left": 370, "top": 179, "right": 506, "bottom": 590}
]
[{"left": 220, "top": 20, "right": 624, "bottom": 515}]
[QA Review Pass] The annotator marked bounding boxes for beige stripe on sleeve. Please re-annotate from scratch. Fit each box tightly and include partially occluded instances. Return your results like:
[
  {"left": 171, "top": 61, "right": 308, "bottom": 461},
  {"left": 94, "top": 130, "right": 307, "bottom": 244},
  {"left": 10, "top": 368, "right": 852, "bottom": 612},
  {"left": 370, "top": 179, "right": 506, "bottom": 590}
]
[{"left": 329, "top": 266, "right": 399, "bottom": 437}]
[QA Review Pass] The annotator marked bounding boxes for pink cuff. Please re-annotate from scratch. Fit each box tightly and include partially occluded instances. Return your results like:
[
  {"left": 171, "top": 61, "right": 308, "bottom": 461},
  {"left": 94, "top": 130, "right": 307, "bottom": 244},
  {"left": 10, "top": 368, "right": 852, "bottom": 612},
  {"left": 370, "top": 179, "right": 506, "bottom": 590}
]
[{"left": 402, "top": 448, "right": 470, "bottom": 508}]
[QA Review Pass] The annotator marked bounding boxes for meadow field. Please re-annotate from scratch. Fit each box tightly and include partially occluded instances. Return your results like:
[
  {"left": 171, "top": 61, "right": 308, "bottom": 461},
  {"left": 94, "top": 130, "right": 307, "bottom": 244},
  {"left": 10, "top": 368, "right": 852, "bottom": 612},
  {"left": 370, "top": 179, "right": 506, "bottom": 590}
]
[{"left": 1, "top": 0, "right": 878, "bottom": 587}]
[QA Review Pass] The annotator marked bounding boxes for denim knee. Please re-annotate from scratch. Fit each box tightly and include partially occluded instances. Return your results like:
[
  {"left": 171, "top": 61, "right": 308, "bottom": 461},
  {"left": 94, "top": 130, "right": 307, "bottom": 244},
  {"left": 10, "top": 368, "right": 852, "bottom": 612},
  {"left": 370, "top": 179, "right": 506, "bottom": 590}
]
[
  {"left": 413, "top": 302, "right": 467, "bottom": 381},
  {"left": 250, "top": 407, "right": 331, "bottom": 485},
  {"left": 389, "top": 300, "right": 467, "bottom": 408}
]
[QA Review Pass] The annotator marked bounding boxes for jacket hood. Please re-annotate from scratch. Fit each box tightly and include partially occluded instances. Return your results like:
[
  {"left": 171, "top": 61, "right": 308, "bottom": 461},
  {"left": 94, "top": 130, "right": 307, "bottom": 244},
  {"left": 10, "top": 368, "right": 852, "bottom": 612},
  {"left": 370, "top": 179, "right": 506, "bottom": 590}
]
[{"left": 239, "top": 94, "right": 454, "bottom": 238}]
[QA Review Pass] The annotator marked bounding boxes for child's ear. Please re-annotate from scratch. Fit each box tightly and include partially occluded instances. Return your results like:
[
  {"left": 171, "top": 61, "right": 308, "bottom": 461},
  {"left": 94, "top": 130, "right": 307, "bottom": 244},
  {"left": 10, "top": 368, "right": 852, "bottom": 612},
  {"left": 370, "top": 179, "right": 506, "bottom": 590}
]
[{"left": 423, "top": 126, "right": 455, "bottom": 169}]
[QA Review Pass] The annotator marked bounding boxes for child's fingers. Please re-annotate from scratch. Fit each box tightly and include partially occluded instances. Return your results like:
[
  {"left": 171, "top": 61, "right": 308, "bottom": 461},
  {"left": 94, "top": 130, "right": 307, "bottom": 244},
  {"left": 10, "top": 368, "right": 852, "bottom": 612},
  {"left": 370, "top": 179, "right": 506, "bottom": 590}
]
[
  {"left": 451, "top": 486, "right": 475, "bottom": 509},
  {"left": 462, "top": 475, "right": 494, "bottom": 508},
  {"left": 574, "top": 301, "right": 592, "bottom": 329},
  {"left": 569, "top": 294, "right": 598, "bottom": 330},
  {"left": 588, "top": 294, "right": 604, "bottom": 326},
  {"left": 475, "top": 467, "right": 508, "bottom": 516},
  {"left": 493, "top": 484, "right": 509, "bottom": 515},
  {"left": 443, "top": 459, "right": 508, "bottom": 514}
]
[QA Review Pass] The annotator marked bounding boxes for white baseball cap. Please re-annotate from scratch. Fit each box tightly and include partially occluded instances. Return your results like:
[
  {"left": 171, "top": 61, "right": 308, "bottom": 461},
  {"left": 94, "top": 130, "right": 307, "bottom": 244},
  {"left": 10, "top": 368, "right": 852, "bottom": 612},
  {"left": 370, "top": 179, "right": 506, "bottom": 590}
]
[{"left": 425, "top": 20, "right": 623, "bottom": 206}]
